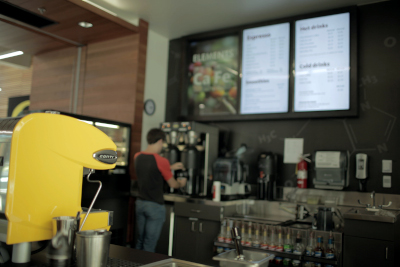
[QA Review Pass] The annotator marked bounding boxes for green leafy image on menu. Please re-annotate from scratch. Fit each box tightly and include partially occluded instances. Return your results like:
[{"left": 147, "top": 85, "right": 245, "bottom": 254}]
[{"left": 187, "top": 35, "right": 239, "bottom": 116}]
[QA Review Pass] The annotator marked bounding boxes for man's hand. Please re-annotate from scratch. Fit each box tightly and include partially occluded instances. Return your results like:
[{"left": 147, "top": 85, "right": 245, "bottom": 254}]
[{"left": 171, "top": 162, "right": 184, "bottom": 170}]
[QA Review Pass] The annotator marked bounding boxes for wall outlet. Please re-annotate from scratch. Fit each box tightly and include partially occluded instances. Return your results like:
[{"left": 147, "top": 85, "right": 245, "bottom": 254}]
[{"left": 383, "top": 175, "right": 391, "bottom": 188}]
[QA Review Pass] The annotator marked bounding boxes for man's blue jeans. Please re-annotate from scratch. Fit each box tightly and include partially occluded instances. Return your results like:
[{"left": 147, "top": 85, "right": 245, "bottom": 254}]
[{"left": 135, "top": 199, "right": 166, "bottom": 252}]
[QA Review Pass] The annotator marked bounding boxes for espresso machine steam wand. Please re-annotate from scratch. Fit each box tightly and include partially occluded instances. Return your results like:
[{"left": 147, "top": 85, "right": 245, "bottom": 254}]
[{"left": 79, "top": 169, "right": 101, "bottom": 231}]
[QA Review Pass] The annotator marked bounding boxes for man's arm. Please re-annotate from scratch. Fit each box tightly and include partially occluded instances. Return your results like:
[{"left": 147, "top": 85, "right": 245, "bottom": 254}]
[{"left": 166, "top": 177, "right": 187, "bottom": 189}]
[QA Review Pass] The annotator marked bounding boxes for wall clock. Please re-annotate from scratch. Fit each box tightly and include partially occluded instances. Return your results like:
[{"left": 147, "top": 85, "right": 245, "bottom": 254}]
[{"left": 144, "top": 99, "right": 156, "bottom": 115}]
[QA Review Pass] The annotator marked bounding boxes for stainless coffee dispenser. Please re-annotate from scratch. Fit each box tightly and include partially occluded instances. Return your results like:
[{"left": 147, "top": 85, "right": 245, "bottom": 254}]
[
  {"left": 161, "top": 121, "right": 219, "bottom": 197},
  {"left": 257, "top": 152, "right": 278, "bottom": 201}
]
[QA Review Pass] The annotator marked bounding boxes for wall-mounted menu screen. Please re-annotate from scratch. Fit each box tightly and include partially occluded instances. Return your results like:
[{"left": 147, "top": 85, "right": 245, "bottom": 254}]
[
  {"left": 187, "top": 35, "right": 239, "bottom": 117},
  {"left": 240, "top": 23, "right": 290, "bottom": 114},
  {"left": 294, "top": 13, "right": 350, "bottom": 112}
]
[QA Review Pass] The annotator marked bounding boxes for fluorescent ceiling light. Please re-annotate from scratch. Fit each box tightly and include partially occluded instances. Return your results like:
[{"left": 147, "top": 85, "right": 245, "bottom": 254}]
[
  {"left": 0, "top": 51, "right": 23, "bottom": 60},
  {"left": 95, "top": 122, "right": 120, "bottom": 129},
  {"left": 79, "top": 120, "right": 94, "bottom": 125},
  {"left": 82, "top": 0, "right": 117, "bottom": 16}
]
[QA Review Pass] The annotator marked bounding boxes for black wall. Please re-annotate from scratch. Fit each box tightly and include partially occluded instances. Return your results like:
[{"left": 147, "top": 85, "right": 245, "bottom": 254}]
[{"left": 165, "top": 1, "right": 400, "bottom": 194}]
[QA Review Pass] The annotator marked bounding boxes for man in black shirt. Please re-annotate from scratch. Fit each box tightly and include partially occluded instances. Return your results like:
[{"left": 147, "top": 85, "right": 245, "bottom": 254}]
[{"left": 134, "top": 128, "right": 186, "bottom": 252}]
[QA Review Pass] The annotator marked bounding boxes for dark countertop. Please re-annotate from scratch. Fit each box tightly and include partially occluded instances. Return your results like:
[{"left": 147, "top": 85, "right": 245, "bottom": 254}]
[
  {"left": 108, "top": 244, "right": 170, "bottom": 265},
  {"left": 5, "top": 244, "right": 170, "bottom": 266}
]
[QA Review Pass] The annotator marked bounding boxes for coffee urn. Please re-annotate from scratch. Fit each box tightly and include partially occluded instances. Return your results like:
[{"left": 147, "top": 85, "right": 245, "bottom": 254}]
[
  {"left": 162, "top": 131, "right": 181, "bottom": 193},
  {"left": 180, "top": 131, "right": 201, "bottom": 195},
  {"left": 257, "top": 152, "right": 277, "bottom": 200},
  {"left": 161, "top": 121, "right": 219, "bottom": 197}
]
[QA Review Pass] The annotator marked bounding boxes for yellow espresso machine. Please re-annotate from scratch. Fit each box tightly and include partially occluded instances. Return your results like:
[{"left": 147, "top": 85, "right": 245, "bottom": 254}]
[{"left": 0, "top": 113, "right": 117, "bottom": 264}]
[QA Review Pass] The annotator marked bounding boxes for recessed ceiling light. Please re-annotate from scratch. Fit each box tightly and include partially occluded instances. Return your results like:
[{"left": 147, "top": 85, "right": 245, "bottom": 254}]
[
  {"left": 78, "top": 21, "right": 93, "bottom": 28},
  {"left": 0, "top": 88, "right": 2, "bottom": 91},
  {"left": 0, "top": 51, "right": 24, "bottom": 60},
  {"left": 82, "top": 0, "right": 117, "bottom": 17}
]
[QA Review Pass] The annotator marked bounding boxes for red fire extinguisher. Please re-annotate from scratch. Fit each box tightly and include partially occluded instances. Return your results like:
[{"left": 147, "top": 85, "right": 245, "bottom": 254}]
[{"left": 297, "top": 154, "right": 310, "bottom": 189}]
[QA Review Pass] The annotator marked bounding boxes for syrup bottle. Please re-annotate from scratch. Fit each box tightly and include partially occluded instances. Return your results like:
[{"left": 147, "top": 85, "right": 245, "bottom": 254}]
[
  {"left": 293, "top": 231, "right": 304, "bottom": 255},
  {"left": 269, "top": 226, "right": 276, "bottom": 251},
  {"left": 314, "top": 235, "right": 324, "bottom": 258},
  {"left": 260, "top": 224, "right": 269, "bottom": 250},
  {"left": 306, "top": 231, "right": 315, "bottom": 256},
  {"left": 252, "top": 223, "right": 261, "bottom": 248},
  {"left": 276, "top": 227, "right": 284, "bottom": 252},
  {"left": 245, "top": 221, "right": 252, "bottom": 247},
  {"left": 325, "top": 231, "right": 336, "bottom": 259},
  {"left": 283, "top": 228, "right": 293, "bottom": 253},
  {"left": 217, "top": 219, "right": 226, "bottom": 242}
]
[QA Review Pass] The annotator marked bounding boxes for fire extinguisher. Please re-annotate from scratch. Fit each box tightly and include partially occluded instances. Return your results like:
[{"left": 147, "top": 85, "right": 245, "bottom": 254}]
[{"left": 297, "top": 154, "right": 310, "bottom": 189}]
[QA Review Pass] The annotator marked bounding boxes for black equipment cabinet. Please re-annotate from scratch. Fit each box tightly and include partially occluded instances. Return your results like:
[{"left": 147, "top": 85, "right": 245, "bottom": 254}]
[
  {"left": 174, "top": 216, "right": 219, "bottom": 265},
  {"left": 343, "top": 217, "right": 399, "bottom": 267},
  {"left": 173, "top": 202, "right": 230, "bottom": 266}
]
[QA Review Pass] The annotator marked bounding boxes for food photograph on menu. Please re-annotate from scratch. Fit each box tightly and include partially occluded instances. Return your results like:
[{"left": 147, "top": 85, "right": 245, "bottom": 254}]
[
  {"left": 187, "top": 35, "right": 239, "bottom": 117},
  {"left": 294, "top": 12, "right": 351, "bottom": 112}
]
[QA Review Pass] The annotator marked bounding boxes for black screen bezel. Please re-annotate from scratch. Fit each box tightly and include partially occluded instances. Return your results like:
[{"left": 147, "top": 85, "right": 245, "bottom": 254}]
[{"left": 181, "top": 6, "right": 358, "bottom": 122}]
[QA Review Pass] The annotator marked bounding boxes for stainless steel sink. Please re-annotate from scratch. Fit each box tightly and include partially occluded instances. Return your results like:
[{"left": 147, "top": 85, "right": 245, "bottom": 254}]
[
  {"left": 343, "top": 208, "right": 400, "bottom": 223},
  {"left": 141, "top": 258, "right": 211, "bottom": 267}
]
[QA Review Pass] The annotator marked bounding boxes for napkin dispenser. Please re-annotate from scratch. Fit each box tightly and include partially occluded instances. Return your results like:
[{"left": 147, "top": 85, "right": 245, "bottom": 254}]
[{"left": 313, "top": 151, "right": 349, "bottom": 190}]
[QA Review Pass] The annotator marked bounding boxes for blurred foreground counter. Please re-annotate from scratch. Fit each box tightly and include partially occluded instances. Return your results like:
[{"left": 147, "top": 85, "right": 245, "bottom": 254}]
[{"left": 10, "top": 244, "right": 173, "bottom": 267}]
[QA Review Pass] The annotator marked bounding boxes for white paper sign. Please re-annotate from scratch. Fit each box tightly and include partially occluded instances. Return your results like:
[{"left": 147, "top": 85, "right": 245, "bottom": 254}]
[
  {"left": 284, "top": 138, "right": 304, "bottom": 163},
  {"left": 315, "top": 151, "right": 341, "bottom": 168}
]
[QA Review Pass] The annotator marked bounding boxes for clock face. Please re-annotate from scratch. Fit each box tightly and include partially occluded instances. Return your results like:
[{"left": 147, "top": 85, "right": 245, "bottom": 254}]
[{"left": 144, "top": 99, "right": 155, "bottom": 115}]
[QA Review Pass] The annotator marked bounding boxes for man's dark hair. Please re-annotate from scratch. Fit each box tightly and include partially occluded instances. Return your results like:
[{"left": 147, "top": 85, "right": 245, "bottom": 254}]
[{"left": 147, "top": 128, "right": 166, "bottom": 144}]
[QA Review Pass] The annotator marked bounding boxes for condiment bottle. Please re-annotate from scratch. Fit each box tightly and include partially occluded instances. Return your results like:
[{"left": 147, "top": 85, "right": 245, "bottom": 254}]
[
  {"left": 269, "top": 226, "right": 276, "bottom": 251},
  {"left": 283, "top": 228, "right": 293, "bottom": 253},
  {"left": 276, "top": 227, "right": 284, "bottom": 252},
  {"left": 260, "top": 225, "right": 269, "bottom": 250},
  {"left": 293, "top": 231, "right": 304, "bottom": 255},
  {"left": 224, "top": 220, "right": 232, "bottom": 244},
  {"left": 314, "top": 235, "right": 324, "bottom": 258},
  {"left": 252, "top": 223, "right": 261, "bottom": 248},
  {"left": 244, "top": 222, "right": 252, "bottom": 247},
  {"left": 306, "top": 231, "right": 315, "bottom": 256},
  {"left": 325, "top": 231, "right": 336, "bottom": 259},
  {"left": 217, "top": 219, "right": 226, "bottom": 242},
  {"left": 241, "top": 221, "right": 247, "bottom": 246}
]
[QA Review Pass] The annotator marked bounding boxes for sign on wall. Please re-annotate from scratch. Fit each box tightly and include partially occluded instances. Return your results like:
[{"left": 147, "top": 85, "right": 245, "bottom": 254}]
[{"left": 187, "top": 35, "right": 239, "bottom": 117}]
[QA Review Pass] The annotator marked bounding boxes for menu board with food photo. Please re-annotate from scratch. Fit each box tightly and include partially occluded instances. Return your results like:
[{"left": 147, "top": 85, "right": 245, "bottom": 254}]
[{"left": 187, "top": 35, "right": 239, "bottom": 116}]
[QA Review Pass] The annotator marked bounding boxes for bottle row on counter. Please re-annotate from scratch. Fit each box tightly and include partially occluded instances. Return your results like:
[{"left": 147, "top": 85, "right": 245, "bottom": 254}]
[{"left": 216, "top": 218, "right": 342, "bottom": 266}]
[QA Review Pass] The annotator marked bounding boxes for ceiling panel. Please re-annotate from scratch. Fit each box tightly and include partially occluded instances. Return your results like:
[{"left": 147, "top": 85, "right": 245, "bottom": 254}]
[{"left": 0, "top": 0, "right": 139, "bottom": 55}]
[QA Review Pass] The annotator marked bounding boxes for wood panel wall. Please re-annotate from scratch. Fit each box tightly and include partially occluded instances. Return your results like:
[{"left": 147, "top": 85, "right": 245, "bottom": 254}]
[
  {"left": 29, "top": 46, "right": 78, "bottom": 112},
  {"left": 0, "top": 64, "right": 32, "bottom": 117},
  {"left": 80, "top": 35, "right": 139, "bottom": 123}
]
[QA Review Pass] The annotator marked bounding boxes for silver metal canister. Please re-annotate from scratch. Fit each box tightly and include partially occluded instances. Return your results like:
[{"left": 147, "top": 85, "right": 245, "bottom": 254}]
[
  {"left": 51, "top": 216, "right": 80, "bottom": 263},
  {"left": 75, "top": 230, "right": 111, "bottom": 267}
]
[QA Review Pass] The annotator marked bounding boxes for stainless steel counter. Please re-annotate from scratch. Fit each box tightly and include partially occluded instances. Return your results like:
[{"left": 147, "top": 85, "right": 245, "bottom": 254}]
[{"left": 164, "top": 193, "right": 254, "bottom": 207}]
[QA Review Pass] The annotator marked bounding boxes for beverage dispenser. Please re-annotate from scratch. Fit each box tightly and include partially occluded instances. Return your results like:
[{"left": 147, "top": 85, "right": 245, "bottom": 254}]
[
  {"left": 161, "top": 129, "right": 181, "bottom": 193},
  {"left": 0, "top": 113, "right": 117, "bottom": 264},
  {"left": 180, "top": 131, "right": 201, "bottom": 195},
  {"left": 161, "top": 121, "right": 219, "bottom": 197},
  {"left": 257, "top": 152, "right": 278, "bottom": 200}
]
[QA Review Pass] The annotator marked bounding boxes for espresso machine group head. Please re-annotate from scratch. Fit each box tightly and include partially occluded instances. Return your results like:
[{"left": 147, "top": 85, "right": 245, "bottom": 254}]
[{"left": 0, "top": 113, "right": 117, "bottom": 264}]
